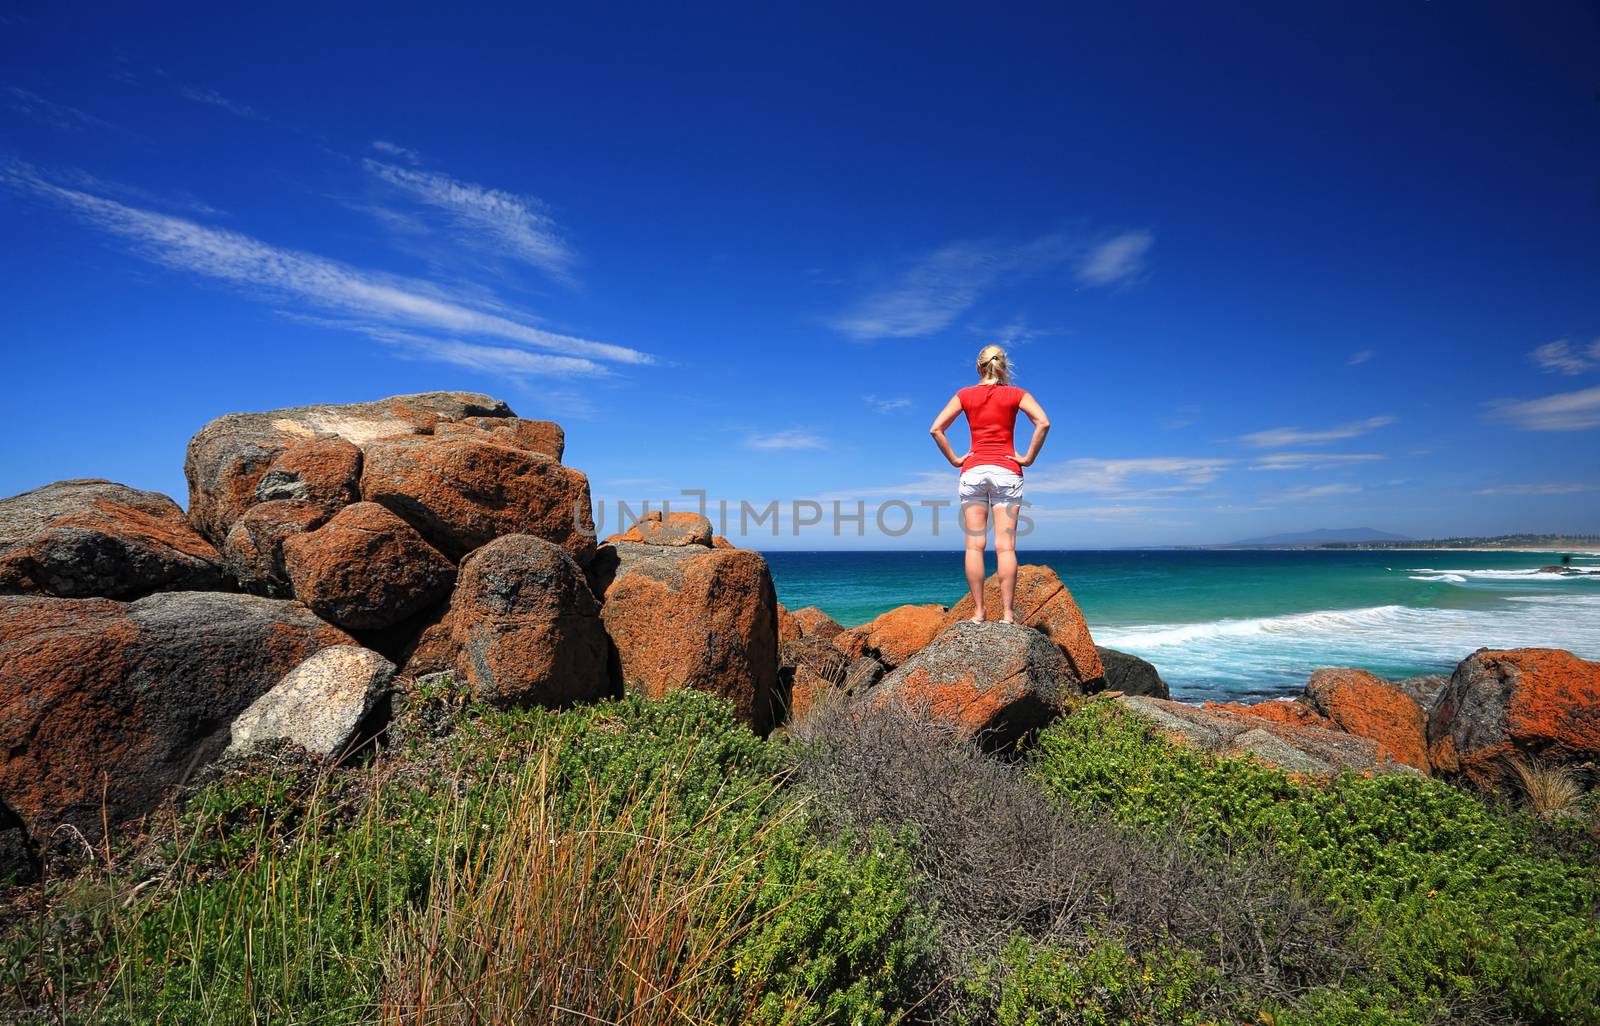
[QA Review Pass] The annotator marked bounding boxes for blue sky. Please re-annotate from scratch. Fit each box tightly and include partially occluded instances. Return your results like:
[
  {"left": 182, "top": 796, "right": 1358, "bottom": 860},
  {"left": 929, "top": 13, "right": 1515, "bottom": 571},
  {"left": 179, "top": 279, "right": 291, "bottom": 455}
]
[{"left": 2, "top": 2, "right": 1598, "bottom": 548}]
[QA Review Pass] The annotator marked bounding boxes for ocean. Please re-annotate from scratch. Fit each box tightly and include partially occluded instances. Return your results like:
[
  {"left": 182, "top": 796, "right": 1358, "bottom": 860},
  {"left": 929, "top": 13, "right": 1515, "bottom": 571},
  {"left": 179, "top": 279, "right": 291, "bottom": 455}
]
[{"left": 761, "top": 548, "right": 1600, "bottom": 704}]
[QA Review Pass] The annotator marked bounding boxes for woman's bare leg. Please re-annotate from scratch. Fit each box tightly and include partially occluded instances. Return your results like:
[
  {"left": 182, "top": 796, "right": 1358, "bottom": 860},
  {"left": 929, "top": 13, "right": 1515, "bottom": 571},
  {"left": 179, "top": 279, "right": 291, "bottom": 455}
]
[
  {"left": 993, "top": 503, "right": 1019, "bottom": 623},
  {"left": 962, "top": 501, "right": 989, "bottom": 622}
]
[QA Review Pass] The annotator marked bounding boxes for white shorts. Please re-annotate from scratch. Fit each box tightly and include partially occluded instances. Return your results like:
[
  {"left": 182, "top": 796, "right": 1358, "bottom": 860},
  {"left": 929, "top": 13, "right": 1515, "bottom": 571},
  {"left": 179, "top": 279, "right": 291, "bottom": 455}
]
[{"left": 958, "top": 465, "right": 1025, "bottom": 507}]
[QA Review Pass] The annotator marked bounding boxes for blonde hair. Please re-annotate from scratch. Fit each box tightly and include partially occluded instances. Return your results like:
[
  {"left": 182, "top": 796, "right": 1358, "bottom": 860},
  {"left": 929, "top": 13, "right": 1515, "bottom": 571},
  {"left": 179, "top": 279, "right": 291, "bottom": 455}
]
[{"left": 976, "top": 344, "right": 1010, "bottom": 385}]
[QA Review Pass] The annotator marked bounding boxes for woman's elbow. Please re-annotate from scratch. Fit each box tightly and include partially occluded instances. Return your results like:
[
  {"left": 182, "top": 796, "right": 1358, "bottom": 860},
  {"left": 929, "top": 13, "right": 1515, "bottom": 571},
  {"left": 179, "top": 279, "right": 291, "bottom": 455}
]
[{"left": 1035, "top": 418, "right": 1051, "bottom": 431}]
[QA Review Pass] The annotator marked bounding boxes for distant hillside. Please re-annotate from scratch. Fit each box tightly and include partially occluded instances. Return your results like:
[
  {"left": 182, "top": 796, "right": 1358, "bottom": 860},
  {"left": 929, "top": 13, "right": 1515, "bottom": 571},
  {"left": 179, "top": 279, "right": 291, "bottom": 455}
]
[
  {"left": 1317, "top": 533, "right": 1600, "bottom": 550},
  {"left": 1215, "top": 527, "right": 1411, "bottom": 548}
]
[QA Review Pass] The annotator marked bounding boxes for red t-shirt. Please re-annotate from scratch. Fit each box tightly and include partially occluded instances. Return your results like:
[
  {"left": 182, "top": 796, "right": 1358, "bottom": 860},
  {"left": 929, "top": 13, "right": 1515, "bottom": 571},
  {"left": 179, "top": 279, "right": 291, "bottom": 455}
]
[{"left": 957, "top": 384, "right": 1025, "bottom": 475}]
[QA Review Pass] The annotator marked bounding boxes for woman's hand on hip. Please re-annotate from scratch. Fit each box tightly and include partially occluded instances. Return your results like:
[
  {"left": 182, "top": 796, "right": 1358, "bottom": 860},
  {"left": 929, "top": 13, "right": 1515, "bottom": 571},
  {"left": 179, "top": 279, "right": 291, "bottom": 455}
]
[
  {"left": 951, "top": 451, "right": 969, "bottom": 468},
  {"left": 1014, "top": 451, "right": 1033, "bottom": 467}
]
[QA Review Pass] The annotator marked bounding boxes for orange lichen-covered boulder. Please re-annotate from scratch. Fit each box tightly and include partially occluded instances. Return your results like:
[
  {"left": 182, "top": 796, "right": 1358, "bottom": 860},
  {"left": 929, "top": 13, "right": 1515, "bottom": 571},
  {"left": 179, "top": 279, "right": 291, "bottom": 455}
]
[
  {"left": 360, "top": 435, "right": 596, "bottom": 563},
  {"left": 281, "top": 502, "right": 455, "bottom": 631},
  {"left": 1427, "top": 648, "right": 1600, "bottom": 784},
  {"left": 185, "top": 391, "right": 512, "bottom": 544},
  {"left": 590, "top": 541, "right": 779, "bottom": 731},
  {"left": 1304, "top": 668, "right": 1431, "bottom": 773},
  {"left": 833, "top": 604, "right": 948, "bottom": 669},
  {"left": 0, "top": 592, "right": 353, "bottom": 840},
  {"left": 0, "top": 479, "right": 224, "bottom": 598},
  {"left": 870, "top": 621, "right": 1076, "bottom": 749},
  {"left": 605, "top": 510, "right": 714, "bottom": 548},
  {"left": 1120, "top": 695, "right": 1419, "bottom": 779},
  {"left": 442, "top": 535, "right": 609, "bottom": 708},
  {"left": 433, "top": 417, "right": 564, "bottom": 461},
  {"left": 222, "top": 499, "right": 331, "bottom": 597},
  {"left": 249, "top": 436, "right": 362, "bottom": 512},
  {"left": 792, "top": 606, "right": 844, "bottom": 641},
  {"left": 944, "top": 566, "right": 1103, "bottom": 686},
  {"left": 1204, "top": 697, "right": 1334, "bottom": 731}
]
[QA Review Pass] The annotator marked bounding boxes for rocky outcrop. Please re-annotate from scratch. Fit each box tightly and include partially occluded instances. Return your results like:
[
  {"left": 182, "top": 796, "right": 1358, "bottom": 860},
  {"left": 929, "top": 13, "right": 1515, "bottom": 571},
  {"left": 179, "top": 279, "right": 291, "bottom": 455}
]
[
  {"left": 1305, "top": 668, "right": 1430, "bottom": 772},
  {"left": 221, "top": 500, "right": 330, "bottom": 596},
  {"left": 0, "top": 479, "right": 224, "bottom": 598},
  {"left": 1203, "top": 698, "right": 1333, "bottom": 730},
  {"left": 1396, "top": 673, "right": 1450, "bottom": 718},
  {"left": 833, "top": 604, "right": 948, "bottom": 669},
  {"left": 590, "top": 541, "right": 779, "bottom": 731},
  {"left": 227, "top": 646, "right": 395, "bottom": 760},
  {"left": 1118, "top": 695, "right": 1420, "bottom": 779},
  {"left": 281, "top": 502, "right": 455, "bottom": 630},
  {"left": 944, "top": 566, "right": 1104, "bottom": 687},
  {"left": 870, "top": 621, "right": 1078, "bottom": 750},
  {"left": 0, "top": 592, "right": 353, "bottom": 840},
  {"left": 445, "top": 536, "right": 610, "bottom": 707},
  {"left": 185, "top": 392, "right": 514, "bottom": 545},
  {"left": 606, "top": 510, "right": 713, "bottom": 547},
  {"left": 359, "top": 435, "right": 595, "bottom": 563},
  {"left": 791, "top": 606, "right": 844, "bottom": 641},
  {"left": 1427, "top": 648, "right": 1600, "bottom": 785},
  {"left": 434, "top": 416, "right": 563, "bottom": 460},
  {"left": 249, "top": 435, "right": 363, "bottom": 512},
  {"left": 1096, "top": 647, "right": 1169, "bottom": 699}
]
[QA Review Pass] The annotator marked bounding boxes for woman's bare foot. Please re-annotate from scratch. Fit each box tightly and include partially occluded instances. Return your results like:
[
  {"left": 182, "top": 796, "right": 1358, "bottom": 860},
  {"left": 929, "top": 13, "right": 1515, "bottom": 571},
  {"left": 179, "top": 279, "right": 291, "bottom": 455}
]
[
  {"left": 999, "top": 611, "right": 1016, "bottom": 625},
  {"left": 969, "top": 610, "right": 986, "bottom": 623}
]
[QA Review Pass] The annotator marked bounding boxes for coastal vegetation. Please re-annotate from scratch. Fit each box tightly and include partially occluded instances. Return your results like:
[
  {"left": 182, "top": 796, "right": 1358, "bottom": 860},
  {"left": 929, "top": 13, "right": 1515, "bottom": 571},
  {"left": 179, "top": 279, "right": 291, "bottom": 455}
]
[{"left": 5, "top": 687, "right": 1597, "bottom": 1025}]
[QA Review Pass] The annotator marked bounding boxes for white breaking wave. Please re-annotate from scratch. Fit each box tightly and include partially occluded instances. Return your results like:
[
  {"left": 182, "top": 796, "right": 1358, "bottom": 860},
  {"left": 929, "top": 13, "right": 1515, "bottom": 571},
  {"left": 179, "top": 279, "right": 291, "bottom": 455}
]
[
  {"left": 1096, "top": 597, "right": 1600, "bottom": 699},
  {"left": 1404, "top": 566, "right": 1600, "bottom": 580},
  {"left": 1410, "top": 573, "right": 1467, "bottom": 583}
]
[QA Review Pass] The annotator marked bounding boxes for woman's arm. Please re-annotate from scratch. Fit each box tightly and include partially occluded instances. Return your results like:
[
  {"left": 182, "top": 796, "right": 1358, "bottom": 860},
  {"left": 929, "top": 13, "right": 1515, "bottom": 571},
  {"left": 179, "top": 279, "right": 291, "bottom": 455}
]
[
  {"left": 929, "top": 394, "right": 966, "bottom": 468},
  {"left": 1014, "top": 392, "right": 1051, "bottom": 467}
]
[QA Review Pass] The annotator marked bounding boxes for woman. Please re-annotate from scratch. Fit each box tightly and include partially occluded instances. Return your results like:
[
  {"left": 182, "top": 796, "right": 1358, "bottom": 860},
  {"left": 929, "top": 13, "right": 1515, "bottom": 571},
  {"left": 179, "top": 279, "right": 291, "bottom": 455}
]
[{"left": 929, "top": 344, "right": 1051, "bottom": 624}]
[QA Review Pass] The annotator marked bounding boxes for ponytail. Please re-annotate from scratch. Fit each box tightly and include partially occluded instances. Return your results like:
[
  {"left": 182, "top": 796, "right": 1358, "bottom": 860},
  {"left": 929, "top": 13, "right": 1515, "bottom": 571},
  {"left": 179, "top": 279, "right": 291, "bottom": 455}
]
[{"left": 976, "top": 344, "right": 1011, "bottom": 385}]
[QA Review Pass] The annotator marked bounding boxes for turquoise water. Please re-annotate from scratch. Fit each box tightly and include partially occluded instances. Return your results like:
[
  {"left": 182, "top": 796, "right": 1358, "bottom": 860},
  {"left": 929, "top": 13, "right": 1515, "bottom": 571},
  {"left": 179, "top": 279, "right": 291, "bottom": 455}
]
[{"left": 761, "top": 549, "right": 1600, "bottom": 703}]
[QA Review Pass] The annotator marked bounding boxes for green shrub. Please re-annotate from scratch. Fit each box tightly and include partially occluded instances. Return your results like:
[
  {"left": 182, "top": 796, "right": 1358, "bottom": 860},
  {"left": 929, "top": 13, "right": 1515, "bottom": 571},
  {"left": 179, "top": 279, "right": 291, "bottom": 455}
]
[
  {"left": 950, "top": 932, "right": 1215, "bottom": 1026},
  {"left": 1031, "top": 698, "right": 1600, "bottom": 1026},
  {"left": 83, "top": 689, "right": 928, "bottom": 1025}
]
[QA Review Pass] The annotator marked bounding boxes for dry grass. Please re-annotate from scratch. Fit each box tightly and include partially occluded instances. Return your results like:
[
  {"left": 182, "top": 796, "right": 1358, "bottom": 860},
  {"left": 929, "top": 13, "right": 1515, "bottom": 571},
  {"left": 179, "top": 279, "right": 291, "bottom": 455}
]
[
  {"left": 380, "top": 747, "right": 794, "bottom": 1026},
  {"left": 1506, "top": 756, "right": 1586, "bottom": 820},
  {"left": 785, "top": 695, "right": 1361, "bottom": 1016}
]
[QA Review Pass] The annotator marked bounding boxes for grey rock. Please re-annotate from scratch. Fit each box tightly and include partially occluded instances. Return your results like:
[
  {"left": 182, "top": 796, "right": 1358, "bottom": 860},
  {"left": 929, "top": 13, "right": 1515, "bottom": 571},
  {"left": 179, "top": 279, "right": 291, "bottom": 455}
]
[
  {"left": 0, "top": 479, "right": 225, "bottom": 598},
  {"left": 1395, "top": 673, "right": 1450, "bottom": 717},
  {"left": 871, "top": 620, "right": 1077, "bottom": 750},
  {"left": 1115, "top": 695, "right": 1420, "bottom": 777},
  {"left": 228, "top": 646, "right": 395, "bottom": 760},
  {"left": 1095, "top": 646, "right": 1170, "bottom": 699}
]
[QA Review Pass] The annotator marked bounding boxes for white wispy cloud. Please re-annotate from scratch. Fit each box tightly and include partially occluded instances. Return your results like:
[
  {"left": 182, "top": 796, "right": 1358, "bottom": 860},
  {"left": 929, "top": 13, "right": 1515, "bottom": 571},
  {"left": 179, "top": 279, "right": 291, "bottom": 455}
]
[
  {"left": 1348, "top": 349, "right": 1374, "bottom": 366},
  {"left": 1075, "top": 231, "right": 1152, "bottom": 286},
  {"left": 1249, "top": 452, "right": 1384, "bottom": 472},
  {"left": 364, "top": 160, "right": 576, "bottom": 283},
  {"left": 745, "top": 430, "right": 828, "bottom": 451},
  {"left": 5, "top": 87, "right": 109, "bottom": 131},
  {"left": 371, "top": 140, "right": 422, "bottom": 165},
  {"left": 863, "top": 395, "right": 912, "bottom": 413},
  {"left": 831, "top": 232, "right": 1140, "bottom": 341},
  {"left": 1268, "top": 482, "right": 1362, "bottom": 503},
  {"left": 179, "top": 87, "right": 264, "bottom": 120},
  {"left": 1472, "top": 482, "right": 1598, "bottom": 496},
  {"left": 2, "top": 163, "right": 651, "bottom": 372},
  {"left": 1486, "top": 385, "right": 1600, "bottom": 432},
  {"left": 1528, "top": 339, "right": 1599, "bottom": 375},
  {"left": 1239, "top": 415, "right": 1396, "bottom": 448},
  {"left": 352, "top": 326, "right": 604, "bottom": 377},
  {"left": 830, "top": 241, "right": 1025, "bottom": 340}
]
